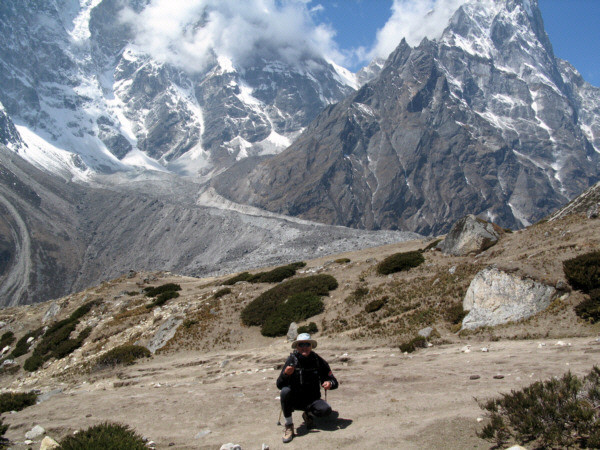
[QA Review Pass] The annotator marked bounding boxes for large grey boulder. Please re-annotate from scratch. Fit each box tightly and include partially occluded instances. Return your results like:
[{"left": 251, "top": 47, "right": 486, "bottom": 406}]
[
  {"left": 147, "top": 317, "right": 183, "bottom": 353},
  {"left": 440, "top": 215, "right": 502, "bottom": 256},
  {"left": 461, "top": 268, "right": 557, "bottom": 330}
]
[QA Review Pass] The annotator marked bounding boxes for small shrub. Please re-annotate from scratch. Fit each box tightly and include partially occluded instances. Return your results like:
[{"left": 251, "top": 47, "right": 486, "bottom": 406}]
[
  {"left": 9, "top": 328, "right": 43, "bottom": 358},
  {"left": 0, "top": 417, "right": 8, "bottom": 448},
  {"left": 23, "top": 353, "right": 46, "bottom": 372},
  {"left": 146, "top": 291, "right": 180, "bottom": 308},
  {"left": 563, "top": 251, "right": 600, "bottom": 293},
  {"left": 365, "top": 297, "right": 387, "bottom": 313},
  {"left": 241, "top": 274, "right": 338, "bottom": 327},
  {"left": 144, "top": 283, "right": 182, "bottom": 297},
  {"left": 214, "top": 288, "right": 232, "bottom": 299},
  {"left": 95, "top": 345, "right": 151, "bottom": 369},
  {"left": 399, "top": 336, "right": 428, "bottom": 353},
  {"left": 223, "top": 272, "right": 254, "bottom": 285},
  {"left": 298, "top": 322, "right": 318, "bottom": 334},
  {"left": 126, "top": 291, "right": 139, "bottom": 296},
  {"left": 0, "top": 391, "right": 38, "bottom": 413},
  {"left": 183, "top": 319, "right": 199, "bottom": 328},
  {"left": 575, "top": 289, "right": 600, "bottom": 323},
  {"left": 252, "top": 266, "right": 297, "bottom": 283},
  {"left": 421, "top": 239, "right": 441, "bottom": 252},
  {"left": 334, "top": 258, "right": 351, "bottom": 264},
  {"left": 0, "top": 331, "right": 15, "bottom": 348},
  {"left": 261, "top": 292, "right": 324, "bottom": 337},
  {"left": 58, "top": 422, "right": 147, "bottom": 450},
  {"left": 445, "top": 303, "right": 467, "bottom": 325},
  {"left": 478, "top": 367, "right": 600, "bottom": 448},
  {"left": 376, "top": 251, "right": 425, "bottom": 275}
]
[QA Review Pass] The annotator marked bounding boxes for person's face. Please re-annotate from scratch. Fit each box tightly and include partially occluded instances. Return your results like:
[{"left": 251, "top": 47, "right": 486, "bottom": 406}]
[{"left": 297, "top": 342, "right": 312, "bottom": 356}]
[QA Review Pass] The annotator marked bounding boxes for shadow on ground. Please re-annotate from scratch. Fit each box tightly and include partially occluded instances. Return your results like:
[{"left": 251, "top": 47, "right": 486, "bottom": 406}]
[{"left": 296, "top": 411, "right": 353, "bottom": 437}]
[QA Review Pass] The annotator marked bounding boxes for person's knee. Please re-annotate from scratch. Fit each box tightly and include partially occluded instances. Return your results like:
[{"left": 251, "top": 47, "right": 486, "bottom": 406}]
[
  {"left": 312, "top": 401, "right": 332, "bottom": 417},
  {"left": 280, "top": 386, "right": 292, "bottom": 398}
]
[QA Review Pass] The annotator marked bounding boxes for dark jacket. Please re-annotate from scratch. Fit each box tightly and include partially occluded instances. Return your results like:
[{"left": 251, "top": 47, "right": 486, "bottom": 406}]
[{"left": 276, "top": 350, "right": 338, "bottom": 404}]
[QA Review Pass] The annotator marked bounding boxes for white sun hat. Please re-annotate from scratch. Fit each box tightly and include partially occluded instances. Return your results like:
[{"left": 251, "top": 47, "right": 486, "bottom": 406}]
[{"left": 291, "top": 332, "right": 317, "bottom": 349}]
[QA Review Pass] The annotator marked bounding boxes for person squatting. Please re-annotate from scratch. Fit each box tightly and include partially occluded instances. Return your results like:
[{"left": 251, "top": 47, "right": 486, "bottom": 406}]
[{"left": 276, "top": 333, "right": 338, "bottom": 443}]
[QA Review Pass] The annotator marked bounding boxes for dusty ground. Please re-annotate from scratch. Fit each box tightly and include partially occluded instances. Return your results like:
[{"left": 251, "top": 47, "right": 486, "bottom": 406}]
[
  {"left": 1, "top": 212, "right": 599, "bottom": 449},
  {"left": 4, "top": 336, "right": 600, "bottom": 449}
]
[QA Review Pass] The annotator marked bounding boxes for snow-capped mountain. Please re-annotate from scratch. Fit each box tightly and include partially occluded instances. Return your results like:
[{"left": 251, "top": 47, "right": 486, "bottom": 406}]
[
  {"left": 0, "top": 0, "right": 355, "bottom": 179},
  {"left": 215, "top": 0, "right": 600, "bottom": 234}
]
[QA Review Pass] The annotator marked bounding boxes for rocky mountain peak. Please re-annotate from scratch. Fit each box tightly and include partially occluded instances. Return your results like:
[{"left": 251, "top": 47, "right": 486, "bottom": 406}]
[{"left": 214, "top": 0, "right": 600, "bottom": 235}]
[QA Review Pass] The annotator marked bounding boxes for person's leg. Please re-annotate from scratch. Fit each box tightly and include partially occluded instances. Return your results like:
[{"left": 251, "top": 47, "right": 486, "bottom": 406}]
[
  {"left": 280, "top": 387, "right": 295, "bottom": 421},
  {"left": 307, "top": 398, "right": 332, "bottom": 417}
]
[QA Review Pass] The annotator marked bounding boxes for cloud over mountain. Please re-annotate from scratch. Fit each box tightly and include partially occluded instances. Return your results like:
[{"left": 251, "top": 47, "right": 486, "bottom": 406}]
[{"left": 120, "top": 0, "right": 344, "bottom": 72}]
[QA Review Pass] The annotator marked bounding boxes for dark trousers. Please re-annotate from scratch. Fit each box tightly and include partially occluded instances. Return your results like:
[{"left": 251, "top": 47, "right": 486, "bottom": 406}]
[{"left": 280, "top": 386, "right": 332, "bottom": 418}]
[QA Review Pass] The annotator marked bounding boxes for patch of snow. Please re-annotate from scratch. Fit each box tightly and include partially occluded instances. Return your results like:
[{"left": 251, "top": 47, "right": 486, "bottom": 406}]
[
  {"left": 69, "top": 0, "right": 103, "bottom": 42},
  {"left": 329, "top": 60, "right": 358, "bottom": 90},
  {"left": 121, "top": 150, "right": 167, "bottom": 172}
]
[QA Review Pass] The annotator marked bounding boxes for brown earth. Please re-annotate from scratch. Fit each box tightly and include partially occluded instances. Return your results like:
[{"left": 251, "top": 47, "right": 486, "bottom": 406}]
[{"left": 0, "top": 213, "right": 599, "bottom": 449}]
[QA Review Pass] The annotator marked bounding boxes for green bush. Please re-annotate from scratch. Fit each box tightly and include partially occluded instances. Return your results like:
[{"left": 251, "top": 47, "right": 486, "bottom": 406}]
[
  {"left": 399, "top": 336, "right": 428, "bottom": 353},
  {"left": 144, "top": 283, "right": 182, "bottom": 297},
  {"left": 334, "top": 258, "right": 351, "bottom": 264},
  {"left": 376, "top": 251, "right": 425, "bottom": 275},
  {"left": 563, "top": 251, "right": 600, "bottom": 294},
  {"left": 146, "top": 291, "right": 180, "bottom": 308},
  {"left": 9, "top": 327, "right": 43, "bottom": 358},
  {"left": 241, "top": 274, "right": 338, "bottom": 327},
  {"left": 421, "top": 239, "right": 441, "bottom": 252},
  {"left": 365, "top": 297, "right": 387, "bottom": 313},
  {"left": 94, "top": 345, "right": 151, "bottom": 369},
  {"left": 0, "top": 417, "right": 8, "bottom": 448},
  {"left": 478, "top": 367, "right": 600, "bottom": 448},
  {"left": 0, "top": 331, "right": 15, "bottom": 348},
  {"left": 214, "top": 287, "right": 232, "bottom": 299},
  {"left": 445, "top": 303, "right": 467, "bottom": 324},
  {"left": 298, "top": 322, "right": 318, "bottom": 334},
  {"left": 22, "top": 302, "right": 97, "bottom": 371},
  {"left": 223, "top": 272, "right": 254, "bottom": 285},
  {"left": 575, "top": 289, "right": 600, "bottom": 323},
  {"left": 261, "top": 293, "right": 324, "bottom": 337},
  {"left": 0, "top": 391, "right": 38, "bottom": 413},
  {"left": 223, "top": 263, "right": 305, "bottom": 286},
  {"left": 58, "top": 422, "right": 147, "bottom": 450}
]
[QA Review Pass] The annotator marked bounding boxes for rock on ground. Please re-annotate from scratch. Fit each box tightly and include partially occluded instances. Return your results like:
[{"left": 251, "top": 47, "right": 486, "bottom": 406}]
[
  {"left": 440, "top": 215, "right": 502, "bottom": 256},
  {"left": 462, "top": 267, "right": 557, "bottom": 330}
]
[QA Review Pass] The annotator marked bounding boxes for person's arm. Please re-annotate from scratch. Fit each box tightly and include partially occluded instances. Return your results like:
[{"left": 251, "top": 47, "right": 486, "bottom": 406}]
[
  {"left": 318, "top": 355, "right": 338, "bottom": 390},
  {"left": 276, "top": 354, "right": 297, "bottom": 389}
]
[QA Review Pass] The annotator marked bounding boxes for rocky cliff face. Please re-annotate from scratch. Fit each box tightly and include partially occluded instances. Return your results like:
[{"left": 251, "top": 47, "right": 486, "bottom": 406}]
[
  {"left": 0, "top": 0, "right": 355, "bottom": 177},
  {"left": 215, "top": 0, "right": 600, "bottom": 235}
]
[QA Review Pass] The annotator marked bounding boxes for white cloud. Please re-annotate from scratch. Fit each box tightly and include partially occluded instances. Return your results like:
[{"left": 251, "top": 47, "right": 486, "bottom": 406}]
[
  {"left": 120, "top": 0, "right": 344, "bottom": 73},
  {"left": 368, "top": 0, "right": 466, "bottom": 61}
]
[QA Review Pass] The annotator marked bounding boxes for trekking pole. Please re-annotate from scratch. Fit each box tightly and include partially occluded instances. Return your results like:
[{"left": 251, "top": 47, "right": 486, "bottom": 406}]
[{"left": 277, "top": 408, "right": 282, "bottom": 426}]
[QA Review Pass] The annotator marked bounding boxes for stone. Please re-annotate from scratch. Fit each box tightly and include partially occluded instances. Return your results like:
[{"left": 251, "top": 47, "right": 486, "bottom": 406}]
[
  {"left": 439, "top": 215, "right": 502, "bottom": 256},
  {"left": 195, "top": 429, "right": 211, "bottom": 439},
  {"left": 25, "top": 425, "right": 45, "bottom": 440},
  {"left": 287, "top": 322, "right": 298, "bottom": 341},
  {"left": 587, "top": 203, "right": 599, "bottom": 219},
  {"left": 1, "top": 345, "right": 9, "bottom": 355},
  {"left": 461, "top": 268, "right": 557, "bottom": 330},
  {"left": 43, "top": 302, "right": 61, "bottom": 323},
  {"left": 40, "top": 436, "right": 60, "bottom": 450},
  {"left": 147, "top": 316, "right": 183, "bottom": 353},
  {"left": 470, "top": 375, "right": 481, "bottom": 380},
  {"left": 220, "top": 444, "right": 243, "bottom": 450},
  {"left": 418, "top": 327, "right": 433, "bottom": 338},
  {"left": 505, "top": 446, "right": 528, "bottom": 450}
]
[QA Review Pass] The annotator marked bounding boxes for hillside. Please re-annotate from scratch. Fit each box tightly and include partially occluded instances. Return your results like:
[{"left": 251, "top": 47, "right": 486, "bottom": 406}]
[{"left": 0, "top": 210, "right": 598, "bottom": 448}]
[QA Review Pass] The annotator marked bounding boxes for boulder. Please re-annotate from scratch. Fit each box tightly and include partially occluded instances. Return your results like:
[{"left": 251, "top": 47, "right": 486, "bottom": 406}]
[
  {"left": 418, "top": 327, "right": 434, "bottom": 338},
  {"left": 462, "top": 268, "right": 557, "bottom": 330},
  {"left": 147, "top": 317, "right": 183, "bottom": 353},
  {"left": 439, "top": 215, "right": 502, "bottom": 256},
  {"left": 40, "top": 436, "right": 60, "bottom": 450},
  {"left": 42, "top": 302, "right": 60, "bottom": 323},
  {"left": 25, "top": 425, "right": 45, "bottom": 440},
  {"left": 287, "top": 322, "right": 298, "bottom": 341},
  {"left": 220, "top": 444, "right": 243, "bottom": 450}
]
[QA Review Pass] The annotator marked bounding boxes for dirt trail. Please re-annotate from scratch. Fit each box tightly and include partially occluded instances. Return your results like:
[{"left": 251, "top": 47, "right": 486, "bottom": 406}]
[{"left": 4, "top": 336, "right": 600, "bottom": 449}]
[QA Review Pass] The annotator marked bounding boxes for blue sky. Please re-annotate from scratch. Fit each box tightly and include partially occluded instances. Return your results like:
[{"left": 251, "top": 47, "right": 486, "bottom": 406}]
[{"left": 316, "top": 0, "right": 600, "bottom": 86}]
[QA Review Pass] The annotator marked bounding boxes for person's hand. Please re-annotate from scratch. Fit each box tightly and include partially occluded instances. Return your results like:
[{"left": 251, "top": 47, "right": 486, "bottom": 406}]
[
  {"left": 284, "top": 365, "right": 295, "bottom": 376},
  {"left": 322, "top": 381, "right": 332, "bottom": 390}
]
